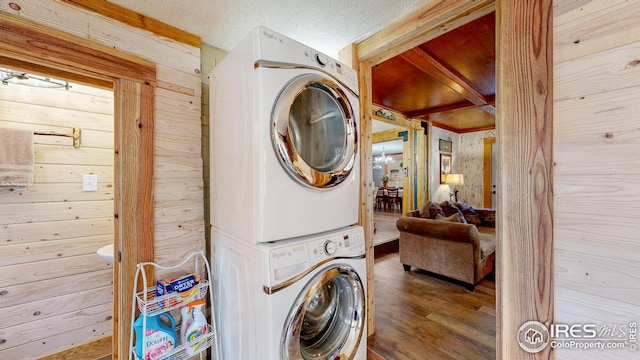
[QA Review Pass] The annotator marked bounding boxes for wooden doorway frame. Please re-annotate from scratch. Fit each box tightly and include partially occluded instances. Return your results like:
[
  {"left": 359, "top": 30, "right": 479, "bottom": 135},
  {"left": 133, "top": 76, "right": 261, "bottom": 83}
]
[
  {"left": 0, "top": 13, "right": 155, "bottom": 360},
  {"left": 484, "top": 137, "right": 496, "bottom": 208},
  {"left": 344, "top": 0, "right": 553, "bottom": 358}
]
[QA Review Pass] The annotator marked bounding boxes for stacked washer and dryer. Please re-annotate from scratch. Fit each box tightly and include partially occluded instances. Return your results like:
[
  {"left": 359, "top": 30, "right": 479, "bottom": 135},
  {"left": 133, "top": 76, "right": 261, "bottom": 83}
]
[{"left": 209, "top": 26, "right": 366, "bottom": 360}]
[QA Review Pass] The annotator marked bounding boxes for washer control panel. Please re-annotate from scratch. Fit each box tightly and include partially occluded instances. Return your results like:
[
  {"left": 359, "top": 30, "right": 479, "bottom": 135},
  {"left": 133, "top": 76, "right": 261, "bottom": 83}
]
[
  {"left": 323, "top": 240, "right": 337, "bottom": 255},
  {"left": 268, "top": 226, "right": 365, "bottom": 284},
  {"left": 308, "top": 227, "right": 365, "bottom": 265}
]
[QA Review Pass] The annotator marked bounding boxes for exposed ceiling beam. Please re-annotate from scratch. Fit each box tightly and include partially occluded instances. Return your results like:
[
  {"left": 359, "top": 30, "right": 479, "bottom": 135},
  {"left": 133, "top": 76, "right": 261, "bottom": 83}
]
[
  {"left": 406, "top": 96, "right": 496, "bottom": 118},
  {"left": 400, "top": 47, "right": 496, "bottom": 116},
  {"left": 406, "top": 100, "right": 473, "bottom": 118},
  {"left": 371, "top": 104, "right": 423, "bottom": 130}
]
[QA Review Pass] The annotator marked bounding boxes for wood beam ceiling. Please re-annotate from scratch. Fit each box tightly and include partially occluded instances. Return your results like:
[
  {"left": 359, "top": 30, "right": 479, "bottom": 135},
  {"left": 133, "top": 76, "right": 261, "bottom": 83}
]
[
  {"left": 405, "top": 95, "right": 495, "bottom": 119},
  {"left": 400, "top": 47, "right": 496, "bottom": 116}
]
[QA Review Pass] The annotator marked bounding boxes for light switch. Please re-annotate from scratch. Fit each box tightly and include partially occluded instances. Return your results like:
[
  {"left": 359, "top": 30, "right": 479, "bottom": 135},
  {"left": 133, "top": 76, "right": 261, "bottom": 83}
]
[{"left": 82, "top": 174, "right": 98, "bottom": 192}]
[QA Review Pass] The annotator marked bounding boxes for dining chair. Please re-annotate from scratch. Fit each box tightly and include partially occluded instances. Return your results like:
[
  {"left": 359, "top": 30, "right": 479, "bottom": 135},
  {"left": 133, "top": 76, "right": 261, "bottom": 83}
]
[
  {"left": 386, "top": 187, "right": 401, "bottom": 213},
  {"left": 375, "top": 189, "right": 387, "bottom": 210}
]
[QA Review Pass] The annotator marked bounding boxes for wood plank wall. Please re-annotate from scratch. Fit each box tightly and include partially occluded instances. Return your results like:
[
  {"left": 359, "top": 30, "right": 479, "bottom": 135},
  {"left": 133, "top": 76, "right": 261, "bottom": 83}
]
[
  {"left": 0, "top": 0, "right": 205, "bottom": 358},
  {"left": 553, "top": 1, "right": 640, "bottom": 359},
  {"left": 0, "top": 81, "right": 115, "bottom": 359}
]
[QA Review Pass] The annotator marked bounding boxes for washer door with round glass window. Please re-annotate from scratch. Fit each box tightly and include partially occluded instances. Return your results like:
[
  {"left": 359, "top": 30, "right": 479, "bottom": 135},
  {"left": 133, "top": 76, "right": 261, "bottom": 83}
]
[
  {"left": 272, "top": 73, "right": 358, "bottom": 189},
  {"left": 281, "top": 265, "right": 365, "bottom": 360}
]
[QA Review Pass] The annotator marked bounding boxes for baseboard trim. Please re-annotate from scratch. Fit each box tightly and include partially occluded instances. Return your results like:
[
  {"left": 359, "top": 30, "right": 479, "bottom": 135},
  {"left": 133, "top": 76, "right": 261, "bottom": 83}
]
[{"left": 36, "top": 335, "right": 112, "bottom": 360}]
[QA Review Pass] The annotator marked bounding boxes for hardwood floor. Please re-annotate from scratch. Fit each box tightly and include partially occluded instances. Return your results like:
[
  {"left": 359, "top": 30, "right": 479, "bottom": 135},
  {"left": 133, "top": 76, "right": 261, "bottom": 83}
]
[
  {"left": 367, "top": 248, "right": 496, "bottom": 360},
  {"left": 373, "top": 210, "right": 402, "bottom": 246}
]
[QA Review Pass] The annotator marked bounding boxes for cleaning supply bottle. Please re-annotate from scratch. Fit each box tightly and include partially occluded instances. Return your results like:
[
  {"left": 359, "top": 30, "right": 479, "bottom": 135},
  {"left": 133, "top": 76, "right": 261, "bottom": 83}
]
[
  {"left": 133, "top": 313, "right": 177, "bottom": 360},
  {"left": 180, "top": 299, "right": 208, "bottom": 355}
]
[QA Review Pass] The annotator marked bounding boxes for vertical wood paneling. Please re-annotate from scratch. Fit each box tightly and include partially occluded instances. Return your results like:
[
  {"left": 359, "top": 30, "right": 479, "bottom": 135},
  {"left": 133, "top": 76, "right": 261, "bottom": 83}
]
[
  {"left": 497, "top": 1, "right": 553, "bottom": 359},
  {"left": 553, "top": 1, "right": 640, "bottom": 359}
]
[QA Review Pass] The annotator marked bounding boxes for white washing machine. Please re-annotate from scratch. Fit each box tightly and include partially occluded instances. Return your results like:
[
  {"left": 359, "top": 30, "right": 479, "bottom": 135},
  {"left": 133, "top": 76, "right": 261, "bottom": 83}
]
[
  {"left": 211, "top": 225, "right": 367, "bottom": 360},
  {"left": 209, "top": 26, "right": 360, "bottom": 244}
]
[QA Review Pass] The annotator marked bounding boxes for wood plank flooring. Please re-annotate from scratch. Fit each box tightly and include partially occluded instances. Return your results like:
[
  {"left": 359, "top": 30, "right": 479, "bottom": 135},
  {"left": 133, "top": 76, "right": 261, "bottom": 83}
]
[
  {"left": 367, "top": 246, "right": 496, "bottom": 360},
  {"left": 374, "top": 210, "right": 402, "bottom": 246}
]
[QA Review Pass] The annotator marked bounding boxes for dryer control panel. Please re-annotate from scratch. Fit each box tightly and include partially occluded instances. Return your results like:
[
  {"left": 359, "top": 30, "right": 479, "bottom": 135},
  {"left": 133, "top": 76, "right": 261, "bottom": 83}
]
[{"left": 257, "top": 26, "right": 359, "bottom": 93}]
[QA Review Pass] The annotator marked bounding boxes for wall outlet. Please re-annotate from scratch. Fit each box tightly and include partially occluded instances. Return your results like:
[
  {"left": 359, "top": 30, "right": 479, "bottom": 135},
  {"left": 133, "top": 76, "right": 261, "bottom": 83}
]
[{"left": 82, "top": 174, "right": 98, "bottom": 192}]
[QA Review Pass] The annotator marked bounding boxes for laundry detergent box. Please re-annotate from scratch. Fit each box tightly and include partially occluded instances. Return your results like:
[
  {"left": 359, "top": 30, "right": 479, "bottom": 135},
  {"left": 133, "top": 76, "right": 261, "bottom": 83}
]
[{"left": 156, "top": 273, "right": 201, "bottom": 308}]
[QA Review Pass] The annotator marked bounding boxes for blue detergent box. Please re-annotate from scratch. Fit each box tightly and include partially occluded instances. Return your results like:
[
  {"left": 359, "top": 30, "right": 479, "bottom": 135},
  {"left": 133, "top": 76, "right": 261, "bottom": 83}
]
[{"left": 155, "top": 273, "right": 201, "bottom": 307}]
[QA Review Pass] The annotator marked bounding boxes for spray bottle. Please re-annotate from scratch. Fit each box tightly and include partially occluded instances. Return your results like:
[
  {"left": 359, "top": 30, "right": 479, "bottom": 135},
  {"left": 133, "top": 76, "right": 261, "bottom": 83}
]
[{"left": 180, "top": 299, "right": 208, "bottom": 355}]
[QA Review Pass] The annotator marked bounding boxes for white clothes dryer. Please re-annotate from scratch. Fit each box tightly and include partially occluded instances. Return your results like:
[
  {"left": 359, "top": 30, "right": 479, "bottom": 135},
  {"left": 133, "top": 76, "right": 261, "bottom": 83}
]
[
  {"left": 211, "top": 225, "right": 367, "bottom": 360},
  {"left": 209, "top": 26, "right": 360, "bottom": 244}
]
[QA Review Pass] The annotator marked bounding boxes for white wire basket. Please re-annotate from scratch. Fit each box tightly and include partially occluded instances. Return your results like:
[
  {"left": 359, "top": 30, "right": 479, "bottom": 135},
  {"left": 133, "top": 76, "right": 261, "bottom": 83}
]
[
  {"left": 128, "top": 250, "right": 219, "bottom": 360},
  {"left": 132, "top": 323, "right": 215, "bottom": 360},
  {"left": 135, "top": 280, "right": 209, "bottom": 317}
]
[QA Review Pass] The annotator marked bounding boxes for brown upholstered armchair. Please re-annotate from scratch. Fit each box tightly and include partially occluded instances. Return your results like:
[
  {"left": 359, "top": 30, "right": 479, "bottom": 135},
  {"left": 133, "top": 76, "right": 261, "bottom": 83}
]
[{"left": 396, "top": 208, "right": 495, "bottom": 290}]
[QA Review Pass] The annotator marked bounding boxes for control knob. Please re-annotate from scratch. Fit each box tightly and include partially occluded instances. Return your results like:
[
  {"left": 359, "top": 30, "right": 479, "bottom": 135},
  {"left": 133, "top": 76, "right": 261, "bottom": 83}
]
[
  {"left": 323, "top": 240, "right": 337, "bottom": 256},
  {"left": 315, "top": 53, "right": 328, "bottom": 67}
]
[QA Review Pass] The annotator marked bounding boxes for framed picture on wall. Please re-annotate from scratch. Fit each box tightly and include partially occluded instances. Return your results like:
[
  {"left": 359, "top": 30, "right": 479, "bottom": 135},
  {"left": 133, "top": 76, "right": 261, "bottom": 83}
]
[
  {"left": 440, "top": 153, "right": 452, "bottom": 183},
  {"left": 439, "top": 139, "right": 453, "bottom": 153}
]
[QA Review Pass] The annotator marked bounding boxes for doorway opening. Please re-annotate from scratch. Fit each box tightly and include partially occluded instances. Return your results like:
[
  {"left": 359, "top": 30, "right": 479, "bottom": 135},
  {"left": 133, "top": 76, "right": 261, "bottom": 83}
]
[
  {"left": 0, "top": 64, "right": 116, "bottom": 358},
  {"left": 358, "top": 3, "right": 498, "bottom": 358},
  {"left": 0, "top": 14, "right": 156, "bottom": 359}
]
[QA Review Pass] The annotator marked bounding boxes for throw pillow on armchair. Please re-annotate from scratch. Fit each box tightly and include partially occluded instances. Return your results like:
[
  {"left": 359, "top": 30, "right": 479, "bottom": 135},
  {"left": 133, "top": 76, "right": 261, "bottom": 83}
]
[
  {"left": 418, "top": 200, "right": 484, "bottom": 226},
  {"left": 434, "top": 212, "right": 466, "bottom": 223},
  {"left": 454, "top": 200, "right": 483, "bottom": 226},
  {"left": 440, "top": 201, "right": 467, "bottom": 220},
  {"left": 418, "top": 201, "right": 446, "bottom": 219}
]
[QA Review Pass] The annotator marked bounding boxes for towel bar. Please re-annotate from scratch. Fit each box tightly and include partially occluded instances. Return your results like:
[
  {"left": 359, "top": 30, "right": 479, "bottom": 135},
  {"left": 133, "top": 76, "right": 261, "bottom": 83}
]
[{"left": 34, "top": 128, "right": 81, "bottom": 148}]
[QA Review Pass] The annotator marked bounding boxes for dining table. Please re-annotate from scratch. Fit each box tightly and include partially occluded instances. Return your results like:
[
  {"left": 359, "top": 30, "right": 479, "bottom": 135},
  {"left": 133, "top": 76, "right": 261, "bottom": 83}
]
[{"left": 374, "top": 187, "right": 403, "bottom": 212}]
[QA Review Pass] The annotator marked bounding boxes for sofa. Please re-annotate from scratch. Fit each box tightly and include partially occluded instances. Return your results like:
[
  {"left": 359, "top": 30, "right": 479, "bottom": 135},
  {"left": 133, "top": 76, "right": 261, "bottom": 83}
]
[{"left": 396, "top": 200, "right": 495, "bottom": 290}]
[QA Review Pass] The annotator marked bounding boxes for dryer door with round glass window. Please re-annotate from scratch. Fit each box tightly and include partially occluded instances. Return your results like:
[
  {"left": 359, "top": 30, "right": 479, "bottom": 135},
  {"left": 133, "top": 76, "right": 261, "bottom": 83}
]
[
  {"left": 272, "top": 74, "right": 357, "bottom": 189},
  {"left": 281, "top": 265, "right": 365, "bottom": 360}
]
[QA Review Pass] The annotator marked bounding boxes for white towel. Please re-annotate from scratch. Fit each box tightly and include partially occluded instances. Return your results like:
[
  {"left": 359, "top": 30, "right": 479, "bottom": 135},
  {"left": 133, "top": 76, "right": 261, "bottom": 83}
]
[{"left": 0, "top": 128, "right": 34, "bottom": 186}]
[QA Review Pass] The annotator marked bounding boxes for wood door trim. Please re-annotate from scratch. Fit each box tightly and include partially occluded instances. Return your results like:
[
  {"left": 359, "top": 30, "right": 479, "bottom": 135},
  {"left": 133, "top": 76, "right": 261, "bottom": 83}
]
[
  {"left": 483, "top": 137, "right": 496, "bottom": 207},
  {"left": 496, "top": 0, "right": 553, "bottom": 358},
  {"left": 348, "top": 1, "right": 554, "bottom": 359},
  {"left": 0, "top": 12, "right": 156, "bottom": 85},
  {"left": 0, "top": 12, "right": 155, "bottom": 360},
  {"left": 351, "top": 0, "right": 497, "bottom": 338},
  {"left": 357, "top": 0, "right": 495, "bottom": 65}
]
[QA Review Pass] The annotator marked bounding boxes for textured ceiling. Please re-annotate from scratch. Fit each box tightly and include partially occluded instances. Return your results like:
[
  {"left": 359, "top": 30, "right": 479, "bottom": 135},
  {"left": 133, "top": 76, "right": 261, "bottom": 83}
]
[{"left": 107, "top": 0, "right": 430, "bottom": 57}]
